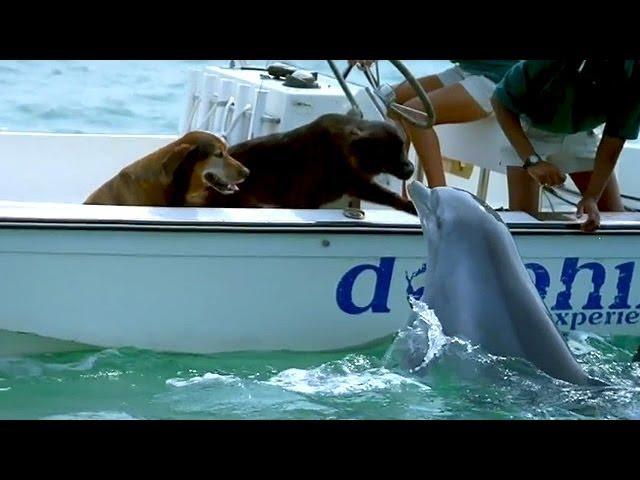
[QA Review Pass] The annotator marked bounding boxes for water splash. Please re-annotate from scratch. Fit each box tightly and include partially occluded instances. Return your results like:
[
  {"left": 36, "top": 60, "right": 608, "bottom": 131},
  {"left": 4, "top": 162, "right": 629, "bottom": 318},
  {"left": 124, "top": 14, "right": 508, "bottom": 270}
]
[
  {"left": 267, "top": 355, "right": 429, "bottom": 396},
  {"left": 166, "top": 372, "right": 240, "bottom": 388},
  {"left": 384, "top": 298, "right": 473, "bottom": 375}
]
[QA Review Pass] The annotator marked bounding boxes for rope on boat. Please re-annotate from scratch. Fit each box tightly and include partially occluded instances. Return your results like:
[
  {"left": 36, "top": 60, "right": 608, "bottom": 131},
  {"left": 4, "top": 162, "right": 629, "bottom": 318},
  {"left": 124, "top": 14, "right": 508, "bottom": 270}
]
[
  {"left": 195, "top": 102, "right": 220, "bottom": 131},
  {"left": 557, "top": 185, "right": 640, "bottom": 211},
  {"left": 542, "top": 186, "right": 578, "bottom": 208},
  {"left": 187, "top": 97, "right": 201, "bottom": 131},
  {"left": 551, "top": 185, "right": 640, "bottom": 212},
  {"left": 227, "top": 104, "right": 252, "bottom": 135},
  {"left": 541, "top": 188, "right": 557, "bottom": 212}
]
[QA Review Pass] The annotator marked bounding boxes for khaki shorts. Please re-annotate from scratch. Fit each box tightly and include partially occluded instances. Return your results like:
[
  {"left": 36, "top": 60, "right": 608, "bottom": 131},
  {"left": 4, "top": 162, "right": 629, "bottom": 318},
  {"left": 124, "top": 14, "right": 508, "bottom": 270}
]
[
  {"left": 499, "top": 122, "right": 600, "bottom": 174},
  {"left": 437, "top": 66, "right": 497, "bottom": 114}
]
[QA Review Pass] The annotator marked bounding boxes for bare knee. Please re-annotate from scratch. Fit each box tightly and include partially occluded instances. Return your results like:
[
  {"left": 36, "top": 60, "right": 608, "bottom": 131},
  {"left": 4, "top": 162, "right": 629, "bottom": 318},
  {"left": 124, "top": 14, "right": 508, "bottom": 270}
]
[
  {"left": 571, "top": 171, "right": 624, "bottom": 212},
  {"left": 507, "top": 166, "right": 540, "bottom": 213},
  {"left": 394, "top": 75, "right": 443, "bottom": 105},
  {"left": 599, "top": 184, "right": 625, "bottom": 211}
]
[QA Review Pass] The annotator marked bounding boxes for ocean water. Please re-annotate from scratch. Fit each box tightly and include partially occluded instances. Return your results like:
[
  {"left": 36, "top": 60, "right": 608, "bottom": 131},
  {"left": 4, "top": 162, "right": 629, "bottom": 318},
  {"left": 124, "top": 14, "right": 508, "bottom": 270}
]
[
  {"left": 0, "top": 60, "right": 638, "bottom": 420},
  {"left": 0, "top": 301, "right": 638, "bottom": 420},
  {"left": 0, "top": 60, "right": 452, "bottom": 134}
]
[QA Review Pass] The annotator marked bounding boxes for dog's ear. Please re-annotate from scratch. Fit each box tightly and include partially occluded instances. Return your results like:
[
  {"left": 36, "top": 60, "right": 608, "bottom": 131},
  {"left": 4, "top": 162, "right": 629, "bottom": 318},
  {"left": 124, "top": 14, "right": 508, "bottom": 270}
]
[{"left": 161, "top": 143, "right": 198, "bottom": 179}]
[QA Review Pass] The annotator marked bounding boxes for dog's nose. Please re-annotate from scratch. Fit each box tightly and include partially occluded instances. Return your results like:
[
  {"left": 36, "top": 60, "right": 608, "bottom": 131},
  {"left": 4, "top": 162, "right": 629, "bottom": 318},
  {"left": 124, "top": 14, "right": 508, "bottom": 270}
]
[{"left": 401, "top": 163, "right": 415, "bottom": 179}]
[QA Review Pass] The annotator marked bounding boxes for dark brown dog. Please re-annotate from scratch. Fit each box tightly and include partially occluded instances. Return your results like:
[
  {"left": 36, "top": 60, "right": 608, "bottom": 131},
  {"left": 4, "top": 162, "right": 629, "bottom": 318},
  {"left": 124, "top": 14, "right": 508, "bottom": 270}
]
[
  {"left": 85, "top": 131, "right": 250, "bottom": 206},
  {"left": 209, "top": 113, "right": 416, "bottom": 214}
]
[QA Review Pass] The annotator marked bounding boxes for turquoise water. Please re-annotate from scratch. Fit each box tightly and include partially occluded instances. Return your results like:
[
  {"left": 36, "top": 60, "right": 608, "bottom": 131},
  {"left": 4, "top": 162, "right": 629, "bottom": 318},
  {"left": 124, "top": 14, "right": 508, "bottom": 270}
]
[
  {"left": 0, "top": 60, "right": 639, "bottom": 420},
  {"left": 0, "top": 302, "right": 638, "bottom": 419}
]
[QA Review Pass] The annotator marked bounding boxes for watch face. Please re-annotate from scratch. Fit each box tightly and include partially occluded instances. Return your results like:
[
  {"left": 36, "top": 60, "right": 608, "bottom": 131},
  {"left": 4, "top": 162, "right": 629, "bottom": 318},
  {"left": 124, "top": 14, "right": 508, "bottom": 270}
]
[{"left": 528, "top": 155, "right": 540, "bottom": 165}]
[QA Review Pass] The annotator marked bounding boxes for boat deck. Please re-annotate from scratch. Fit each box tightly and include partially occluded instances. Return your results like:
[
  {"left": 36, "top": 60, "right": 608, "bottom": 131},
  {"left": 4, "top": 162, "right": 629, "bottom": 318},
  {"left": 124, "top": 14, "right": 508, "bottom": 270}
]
[{"left": 2, "top": 201, "right": 640, "bottom": 234}]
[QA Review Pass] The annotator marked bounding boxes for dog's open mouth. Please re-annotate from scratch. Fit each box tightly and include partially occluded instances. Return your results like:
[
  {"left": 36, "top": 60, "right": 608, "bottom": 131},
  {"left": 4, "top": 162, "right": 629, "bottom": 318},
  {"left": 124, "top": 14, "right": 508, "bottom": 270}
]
[{"left": 205, "top": 172, "right": 242, "bottom": 195}]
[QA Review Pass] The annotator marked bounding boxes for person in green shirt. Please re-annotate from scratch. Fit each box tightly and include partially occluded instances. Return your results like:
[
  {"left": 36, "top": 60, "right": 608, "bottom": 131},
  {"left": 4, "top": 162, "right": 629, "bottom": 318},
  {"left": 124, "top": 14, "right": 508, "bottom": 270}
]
[
  {"left": 349, "top": 60, "right": 519, "bottom": 187},
  {"left": 492, "top": 60, "right": 640, "bottom": 232}
]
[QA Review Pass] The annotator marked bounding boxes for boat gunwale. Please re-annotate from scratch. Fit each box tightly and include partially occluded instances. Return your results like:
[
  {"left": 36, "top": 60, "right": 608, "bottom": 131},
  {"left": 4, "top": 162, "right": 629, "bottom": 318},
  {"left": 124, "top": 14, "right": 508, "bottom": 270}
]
[
  {"left": 2, "top": 202, "right": 640, "bottom": 235},
  {"left": 2, "top": 219, "right": 640, "bottom": 235}
]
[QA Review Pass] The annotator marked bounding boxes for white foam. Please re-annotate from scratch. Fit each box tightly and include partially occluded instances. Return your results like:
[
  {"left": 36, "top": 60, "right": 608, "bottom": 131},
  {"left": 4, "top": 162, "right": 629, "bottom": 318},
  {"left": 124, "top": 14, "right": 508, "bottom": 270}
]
[
  {"left": 42, "top": 411, "right": 139, "bottom": 420},
  {"left": 267, "top": 366, "right": 428, "bottom": 396},
  {"left": 166, "top": 372, "right": 239, "bottom": 388}
]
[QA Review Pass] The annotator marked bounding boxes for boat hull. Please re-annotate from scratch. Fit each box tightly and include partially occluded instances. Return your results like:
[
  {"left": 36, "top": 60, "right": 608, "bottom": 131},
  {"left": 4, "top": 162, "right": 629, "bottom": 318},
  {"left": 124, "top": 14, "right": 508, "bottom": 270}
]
[{"left": 2, "top": 205, "right": 640, "bottom": 355}]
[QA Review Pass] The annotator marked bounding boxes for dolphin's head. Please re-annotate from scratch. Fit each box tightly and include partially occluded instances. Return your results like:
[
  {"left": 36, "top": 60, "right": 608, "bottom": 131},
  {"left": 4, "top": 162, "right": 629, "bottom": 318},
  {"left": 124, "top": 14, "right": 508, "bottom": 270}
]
[{"left": 408, "top": 181, "right": 507, "bottom": 243}]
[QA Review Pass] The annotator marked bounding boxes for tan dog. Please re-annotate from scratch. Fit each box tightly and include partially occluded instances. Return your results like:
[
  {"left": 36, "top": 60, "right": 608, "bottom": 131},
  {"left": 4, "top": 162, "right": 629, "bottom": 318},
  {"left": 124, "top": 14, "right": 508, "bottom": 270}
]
[{"left": 85, "top": 131, "right": 250, "bottom": 206}]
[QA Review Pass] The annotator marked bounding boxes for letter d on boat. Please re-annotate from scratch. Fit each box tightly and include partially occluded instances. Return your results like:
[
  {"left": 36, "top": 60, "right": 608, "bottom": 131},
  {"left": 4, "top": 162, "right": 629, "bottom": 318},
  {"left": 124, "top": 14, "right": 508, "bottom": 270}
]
[{"left": 336, "top": 257, "right": 396, "bottom": 314}]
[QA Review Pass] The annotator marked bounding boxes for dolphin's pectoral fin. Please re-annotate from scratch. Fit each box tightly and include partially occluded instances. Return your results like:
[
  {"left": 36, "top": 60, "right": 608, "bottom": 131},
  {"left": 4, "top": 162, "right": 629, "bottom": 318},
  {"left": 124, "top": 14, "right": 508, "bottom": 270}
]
[{"left": 633, "top": 345, "right": 640, "bottom": 363}]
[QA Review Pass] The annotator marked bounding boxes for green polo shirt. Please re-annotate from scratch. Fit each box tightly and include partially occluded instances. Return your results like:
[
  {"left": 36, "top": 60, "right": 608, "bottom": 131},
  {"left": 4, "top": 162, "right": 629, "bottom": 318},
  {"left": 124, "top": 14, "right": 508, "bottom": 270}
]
[
  {"left": 450, "top": 60, "right": 520, "bottom": 84},
  {"left": 494, "top": 60, "right": 640, "bottom": 140}
]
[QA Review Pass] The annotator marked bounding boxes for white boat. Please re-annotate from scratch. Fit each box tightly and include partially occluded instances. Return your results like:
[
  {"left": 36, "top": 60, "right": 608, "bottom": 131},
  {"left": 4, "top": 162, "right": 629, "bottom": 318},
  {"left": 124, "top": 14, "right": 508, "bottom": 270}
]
[{"left": 1, "top": 60, "right": 640, "bottom": 356}]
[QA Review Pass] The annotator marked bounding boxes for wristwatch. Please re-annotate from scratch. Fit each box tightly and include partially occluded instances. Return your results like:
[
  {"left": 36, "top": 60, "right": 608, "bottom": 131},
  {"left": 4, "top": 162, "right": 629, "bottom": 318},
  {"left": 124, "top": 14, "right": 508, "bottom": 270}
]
[{"left": 523, "top": 153, "right": 543, "bottom": 170}]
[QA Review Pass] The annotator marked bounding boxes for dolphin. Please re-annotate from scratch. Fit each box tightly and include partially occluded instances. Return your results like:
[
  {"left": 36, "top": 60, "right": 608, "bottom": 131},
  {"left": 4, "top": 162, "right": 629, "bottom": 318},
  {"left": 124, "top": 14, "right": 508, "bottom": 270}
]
[{"left": 407, "top": 181, "right": 606, "bottom": 386}]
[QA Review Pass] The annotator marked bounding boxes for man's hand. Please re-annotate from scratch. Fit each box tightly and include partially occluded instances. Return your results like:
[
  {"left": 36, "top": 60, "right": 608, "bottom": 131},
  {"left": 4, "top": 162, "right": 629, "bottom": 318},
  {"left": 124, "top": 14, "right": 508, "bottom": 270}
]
[
  {"left": 576, "top": 196, "right": 601, "bottom": 232},
  {"left": 527, "top": 160, "right": 567, "bottom": 186}
]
